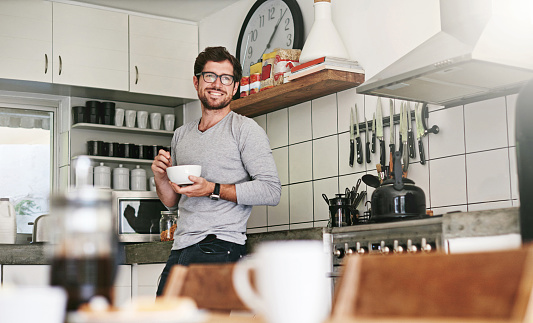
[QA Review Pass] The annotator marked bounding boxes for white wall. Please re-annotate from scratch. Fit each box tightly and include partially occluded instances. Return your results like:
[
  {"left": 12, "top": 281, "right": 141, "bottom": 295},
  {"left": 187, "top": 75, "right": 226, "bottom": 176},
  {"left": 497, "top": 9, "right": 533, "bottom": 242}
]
[{"left": 188, "top": 0, "right": 519, "bottom": 232}]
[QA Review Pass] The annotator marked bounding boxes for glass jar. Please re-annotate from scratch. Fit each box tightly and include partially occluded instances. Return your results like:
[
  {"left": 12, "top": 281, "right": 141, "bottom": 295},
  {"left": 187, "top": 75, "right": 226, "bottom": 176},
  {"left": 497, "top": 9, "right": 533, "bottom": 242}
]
[
  {"left": 160, "top": 210, "right": 178, "bottom": 241},
  {"left": 49, "top": 187, "right": 117, "bottom": 311}
]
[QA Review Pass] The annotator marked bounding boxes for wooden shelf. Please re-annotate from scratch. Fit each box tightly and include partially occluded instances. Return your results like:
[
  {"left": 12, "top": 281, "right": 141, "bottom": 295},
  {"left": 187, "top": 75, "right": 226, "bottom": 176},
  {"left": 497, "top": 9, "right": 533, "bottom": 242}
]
[
  {"left": 71, "top": 123, "right": 174, "bottom": 136},
  {"left": 230, "top": 69, "right": 365, "bottom": 118}
]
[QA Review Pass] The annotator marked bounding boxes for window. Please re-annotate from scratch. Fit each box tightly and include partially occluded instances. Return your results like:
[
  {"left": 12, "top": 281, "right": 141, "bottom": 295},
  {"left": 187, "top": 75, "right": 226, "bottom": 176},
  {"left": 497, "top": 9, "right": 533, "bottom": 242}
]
[{"left": 0, "top": 106, "right": 55, "bottom": 234}]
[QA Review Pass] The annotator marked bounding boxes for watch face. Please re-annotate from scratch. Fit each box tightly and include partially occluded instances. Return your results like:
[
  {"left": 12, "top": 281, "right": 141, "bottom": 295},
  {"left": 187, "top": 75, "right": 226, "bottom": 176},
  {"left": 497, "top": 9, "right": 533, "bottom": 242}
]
[{"left": 237, "top": 0, "right": 303, "bottom": 77}]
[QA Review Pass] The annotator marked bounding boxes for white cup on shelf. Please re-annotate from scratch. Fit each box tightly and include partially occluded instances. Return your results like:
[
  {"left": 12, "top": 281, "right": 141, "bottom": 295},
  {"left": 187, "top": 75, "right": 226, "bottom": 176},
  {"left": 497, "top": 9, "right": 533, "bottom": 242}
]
[
  {"left": 137, "top": 110, "right": 148, "bottom": 129},
  {"left": 125, "top": 110, "right": 136, "bottom": 128},
  {"left": 150, "top": 113, "right": 162, "bottom": 130},
  {"left": 114, "top": 108, "right": 124, "bottom": 127},
  {"left": 164, "top": 114, "right": 175, "bottom": 131}
]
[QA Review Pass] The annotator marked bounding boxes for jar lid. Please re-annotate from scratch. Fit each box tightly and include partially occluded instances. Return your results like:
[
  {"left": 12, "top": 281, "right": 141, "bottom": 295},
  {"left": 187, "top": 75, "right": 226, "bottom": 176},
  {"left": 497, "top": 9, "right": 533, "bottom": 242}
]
[{"left": 161, "top": 211, "right": 177, "bottom": 215}]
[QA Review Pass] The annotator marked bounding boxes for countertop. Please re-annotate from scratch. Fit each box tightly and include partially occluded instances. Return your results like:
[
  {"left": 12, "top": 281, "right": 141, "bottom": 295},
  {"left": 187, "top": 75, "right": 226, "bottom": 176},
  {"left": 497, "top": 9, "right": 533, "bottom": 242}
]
[{"left": 0, "top": 207, "right": 519, "bottom": 265}]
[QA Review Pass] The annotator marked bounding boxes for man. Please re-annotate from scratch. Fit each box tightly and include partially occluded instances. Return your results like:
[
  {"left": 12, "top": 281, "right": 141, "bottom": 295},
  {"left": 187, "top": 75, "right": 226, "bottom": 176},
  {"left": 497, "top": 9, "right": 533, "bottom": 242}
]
[{"left": 152, "top": 46, "right": 281, "bottom": 295}]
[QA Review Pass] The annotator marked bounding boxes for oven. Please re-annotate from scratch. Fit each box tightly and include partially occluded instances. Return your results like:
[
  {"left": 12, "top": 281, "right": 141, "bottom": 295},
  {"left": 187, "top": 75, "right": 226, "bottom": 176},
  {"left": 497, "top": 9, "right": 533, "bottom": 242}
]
[
  {"left": 112, "top": 190, "right": 168, "bottom": 242},
  {"left": 323, "top": 217, "right": 444, "bottom": 289}
]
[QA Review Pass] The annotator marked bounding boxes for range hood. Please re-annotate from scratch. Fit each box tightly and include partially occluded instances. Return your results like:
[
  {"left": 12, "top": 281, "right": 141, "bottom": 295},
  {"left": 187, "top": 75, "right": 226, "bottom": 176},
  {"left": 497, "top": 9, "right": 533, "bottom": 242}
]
[{"left": 357, "top": 0, "right": 533, "bottom": 107}]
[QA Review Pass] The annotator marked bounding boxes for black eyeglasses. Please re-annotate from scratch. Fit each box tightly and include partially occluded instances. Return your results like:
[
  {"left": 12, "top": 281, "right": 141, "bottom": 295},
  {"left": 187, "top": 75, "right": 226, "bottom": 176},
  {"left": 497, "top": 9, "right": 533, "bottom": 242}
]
[{"left": 196, "top": 72, "right": 235, "bottom": 86}]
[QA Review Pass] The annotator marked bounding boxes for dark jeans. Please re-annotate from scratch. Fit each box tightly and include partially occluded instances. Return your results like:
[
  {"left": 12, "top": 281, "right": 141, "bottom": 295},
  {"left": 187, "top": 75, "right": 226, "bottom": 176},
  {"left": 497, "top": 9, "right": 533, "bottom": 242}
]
[{"left": 156, "top": 234, "right": 246, "bottom": 296}]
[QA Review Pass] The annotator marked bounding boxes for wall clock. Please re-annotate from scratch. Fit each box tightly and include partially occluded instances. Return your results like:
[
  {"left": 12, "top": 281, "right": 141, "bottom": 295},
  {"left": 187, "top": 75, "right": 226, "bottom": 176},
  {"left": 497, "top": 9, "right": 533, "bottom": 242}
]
[{"left": 236, "top": 0, "right": 304, "bottom": 77}]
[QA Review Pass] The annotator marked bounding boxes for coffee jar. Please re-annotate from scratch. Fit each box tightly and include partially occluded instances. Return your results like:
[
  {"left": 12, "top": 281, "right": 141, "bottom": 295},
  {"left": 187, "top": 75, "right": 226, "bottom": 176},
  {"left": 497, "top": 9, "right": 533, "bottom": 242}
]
[
  {"left": 113, "top": 165, "right": 129, "bottom": 191},
  {"left": 160, "top": 210, "right": 178, "bottom": 241},
  {"left": 50, "top": 187, "right": 117, "bottom": 311},
  {"left": 94, "top": 163, "right": 111, "bottom": 189},
  {"left": 130, "top": 165, "right": 146, "bottom": 191}
]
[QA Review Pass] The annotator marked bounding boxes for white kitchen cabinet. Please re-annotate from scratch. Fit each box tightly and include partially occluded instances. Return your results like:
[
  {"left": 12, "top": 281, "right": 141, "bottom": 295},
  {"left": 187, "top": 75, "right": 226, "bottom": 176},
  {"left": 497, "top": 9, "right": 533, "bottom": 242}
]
[
  {"left": 2, "top": 265, "right": 51, "bottom": 286},
  {"left": 52, "top": 3, "right": 129, "bottom": 91},
  {"left": 129, "top": 16, "right": 198, "bottom": 99},
  {"left": 131, "top": 263, "right": 166, "bottom": 302},
  {"left": 0, "top": 0, "right": 52, "bottom": 83}
]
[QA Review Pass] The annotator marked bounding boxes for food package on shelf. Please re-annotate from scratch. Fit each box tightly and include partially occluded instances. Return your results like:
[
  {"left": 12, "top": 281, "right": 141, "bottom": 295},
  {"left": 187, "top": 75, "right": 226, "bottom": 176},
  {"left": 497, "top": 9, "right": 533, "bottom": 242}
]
[
  {"left": 260, "top": 51, "right": 277, "bottom": 91},
  {"left": 274, "top": 49, "right": 301, "bottom": 86}
]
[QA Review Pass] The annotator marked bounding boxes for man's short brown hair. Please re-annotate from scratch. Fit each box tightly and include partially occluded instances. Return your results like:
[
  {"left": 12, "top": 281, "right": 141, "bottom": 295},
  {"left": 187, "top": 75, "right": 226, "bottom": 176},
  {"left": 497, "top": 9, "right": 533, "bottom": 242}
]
[{"left": 194, "top": 46, "right": 242, "bottom": 85}]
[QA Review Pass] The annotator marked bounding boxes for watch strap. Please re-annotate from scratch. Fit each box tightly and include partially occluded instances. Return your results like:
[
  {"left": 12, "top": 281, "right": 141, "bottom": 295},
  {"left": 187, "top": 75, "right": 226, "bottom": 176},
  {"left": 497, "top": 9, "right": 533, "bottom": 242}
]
[{"left": 210, "top": 183, "right": 220, "bottom": 200}]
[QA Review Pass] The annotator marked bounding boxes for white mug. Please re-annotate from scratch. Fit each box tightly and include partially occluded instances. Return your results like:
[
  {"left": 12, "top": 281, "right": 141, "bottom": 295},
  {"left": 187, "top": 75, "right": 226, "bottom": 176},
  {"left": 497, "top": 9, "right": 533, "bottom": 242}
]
[
  {"left": 150, "top": 113, "right": 162, "bottom": 130},
  {"left": 164, "top": 114, "right": 175, "bottom": 131},
  {"left": 115, "top": 108, "right": 124, "bottom": 127},
  {"left": 125, "top": 110, "right": 136, "bottom": 128},
  {"left": 233, "top": 241, "right": 330, "bottom": 323},
  {"left": 137, "top": 110, "right": 148, "bottom": 129}
]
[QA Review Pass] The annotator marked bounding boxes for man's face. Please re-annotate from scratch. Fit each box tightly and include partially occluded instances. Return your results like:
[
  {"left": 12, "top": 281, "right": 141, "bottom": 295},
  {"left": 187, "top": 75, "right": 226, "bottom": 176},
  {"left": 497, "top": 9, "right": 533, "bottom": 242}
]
[{"left": 194, "top": 60, "right": 239, "bottom": 110}]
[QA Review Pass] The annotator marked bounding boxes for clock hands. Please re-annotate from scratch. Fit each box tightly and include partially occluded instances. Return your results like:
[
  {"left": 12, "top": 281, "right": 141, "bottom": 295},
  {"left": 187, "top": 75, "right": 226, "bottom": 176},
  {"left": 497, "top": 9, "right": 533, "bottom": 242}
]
[{"left": 259, "top": 8, "right": 288, "bottom": 62}]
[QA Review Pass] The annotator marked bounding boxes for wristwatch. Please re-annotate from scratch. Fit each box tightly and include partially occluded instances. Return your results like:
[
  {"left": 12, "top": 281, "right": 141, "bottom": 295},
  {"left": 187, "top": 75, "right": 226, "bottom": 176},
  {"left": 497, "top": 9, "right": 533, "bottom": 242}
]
[{"left": 210, "top": 183, "right": 220, "bottom": 200}]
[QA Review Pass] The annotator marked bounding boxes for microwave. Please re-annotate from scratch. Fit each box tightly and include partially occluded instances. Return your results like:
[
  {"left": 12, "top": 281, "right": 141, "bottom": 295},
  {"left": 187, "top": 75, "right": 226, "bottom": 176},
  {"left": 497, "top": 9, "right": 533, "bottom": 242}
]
[{"left": 112, "top": 190, "right": 168, "bottom": 242}]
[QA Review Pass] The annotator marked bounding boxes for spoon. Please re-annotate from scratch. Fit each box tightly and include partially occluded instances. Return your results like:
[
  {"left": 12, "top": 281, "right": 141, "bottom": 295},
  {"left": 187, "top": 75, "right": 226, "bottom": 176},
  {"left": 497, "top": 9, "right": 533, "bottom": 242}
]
[{"left": 362, "top": 174, "right": 381, "bottom": 188}]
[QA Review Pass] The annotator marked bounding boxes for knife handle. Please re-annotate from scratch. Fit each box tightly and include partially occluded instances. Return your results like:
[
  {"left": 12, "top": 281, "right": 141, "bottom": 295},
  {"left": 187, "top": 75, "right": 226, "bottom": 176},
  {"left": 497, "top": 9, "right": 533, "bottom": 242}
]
[
  {"left": 419, "top": 139, "right": 426, "bottom": 165},
  {"left": 356, "top": 137, "right": 363, "bottom": 164},
  {"left": 366, "top": 140, "right": 371, "bottom": 164},
  {"left": 371, "top": 134, "right": 376, "bottom": 153},
  {"left": 398, "top": 135, "right": 403, "bottom": 155},
  {"left": 408, "top": 131, "right": 416, "bottom": 158},
  {"left": 379, "top": 140, "right": 385, "bottom": 168},
  {"left": 349, "top": 139, "right": 354, "bottom": 167},
  {"left": 389, "top": 144, "right": 395, "bottom": 177}
]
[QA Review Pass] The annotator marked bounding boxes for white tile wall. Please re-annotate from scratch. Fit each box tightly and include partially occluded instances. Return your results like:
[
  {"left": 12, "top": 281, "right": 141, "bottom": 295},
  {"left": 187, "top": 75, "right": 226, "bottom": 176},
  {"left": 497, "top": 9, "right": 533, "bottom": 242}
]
[{"left": 247, "top": 93, "right": 520, "bottom": 233}]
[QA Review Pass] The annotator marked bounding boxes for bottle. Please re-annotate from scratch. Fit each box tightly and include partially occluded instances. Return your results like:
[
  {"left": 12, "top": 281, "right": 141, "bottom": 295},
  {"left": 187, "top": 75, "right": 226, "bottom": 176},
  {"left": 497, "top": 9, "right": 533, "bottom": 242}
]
[
  {"left": 298, "top": 0, "right": 350, "bottom": 63},
  {"left": 160, "top": 210, "right": 178, "bottom": 241},
  {"left": 0, "top": 198, "right": 16, "bottom": 244},
  {"left": 49, "top": 187, "right": 116, "bottom": 311}
]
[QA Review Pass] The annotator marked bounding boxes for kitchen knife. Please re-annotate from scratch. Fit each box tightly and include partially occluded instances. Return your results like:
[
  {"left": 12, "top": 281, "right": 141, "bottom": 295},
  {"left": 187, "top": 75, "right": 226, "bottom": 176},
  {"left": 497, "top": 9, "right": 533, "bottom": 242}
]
[
  {"left": 407, "top": 102, "right": 416, "bottom": 159},
  {"left": 371, "top": 113, "right": 376, "bottom": 153},
  {"left": 365, "top": 117, "right": 371, "bottom": 164},
  {"left": 415, "top": 102, "right": 426, "bottom": 165},
  {"left": 376, "top": 98, "right": 385, "bottom": 170},
  {"left": 349, "top": 107, "right": 355, "bottom": 167},
  {"left": 354, "top": 105, "right": 363, "bottom": 164},
  {"left": 398, "top": 102, "right": 404, "bottom": 154},
  {"left": 401, "top": 103, "right": 409, "bottom": 172},
  {"left": 389, "top": 99, "right": 395, "bottom": 176}
]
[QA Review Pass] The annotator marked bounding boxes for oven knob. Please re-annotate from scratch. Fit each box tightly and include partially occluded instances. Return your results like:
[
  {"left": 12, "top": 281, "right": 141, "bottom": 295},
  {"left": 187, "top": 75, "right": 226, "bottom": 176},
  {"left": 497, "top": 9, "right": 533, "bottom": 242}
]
[
  {"left": 346, "top": 247, "right": 357, "bottom": 255},
  {"left": 380, "top": 241, "right": 390, "bottom": 254},
  {"left": 407, "top": 239, "right": 418, "bottom": 253},
  {"left": 421, "top": 238, "right": 432, "bottom": 253},
  {"left": 393, "top": 240, "right": 404, "bottom": 254},
  {"left": 334, "top": 248, "right": 345, "bottom": 258},
  {"left": 356, "top": 242, "right": 367, "bottom": 255}
]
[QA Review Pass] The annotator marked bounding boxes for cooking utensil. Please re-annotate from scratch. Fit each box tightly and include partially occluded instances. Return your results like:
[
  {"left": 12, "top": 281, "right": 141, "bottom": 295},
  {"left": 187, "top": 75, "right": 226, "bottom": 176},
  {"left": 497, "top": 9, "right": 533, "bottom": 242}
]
[
  {"left": 401, "top": 103, "right": 409, "bottom": 173},
  {"left": 407, "top": 102, "right": 416, "bottom": 159},
  {"left": 376, "top": 98, "right": 385, "bottom": 170},
  {"left": 349, "top": 108, "right": 355, "bottom": 167},
  {"left": 362, "top": 174, "right": 380, "bottom": 188},
  {"left": 389, "top": 99, "right": 395, "bottom": 177},
  {"left": 371, "top": 113, "right": 376, "bottom": 153},
  {"left": 415, "top": 102, "right": 426, "bottom": 165},
  {"left": 370, "top": 151, "right": 426, "bottom": 222},
  {"left": 323, "top": 193, "right": 353, "bottom": 227},
  {"left": 354, "top": 105, "right": 362, "bottom": 164},
  {"left": 365, "top": 117, "right": 371, "bottom": 163}
]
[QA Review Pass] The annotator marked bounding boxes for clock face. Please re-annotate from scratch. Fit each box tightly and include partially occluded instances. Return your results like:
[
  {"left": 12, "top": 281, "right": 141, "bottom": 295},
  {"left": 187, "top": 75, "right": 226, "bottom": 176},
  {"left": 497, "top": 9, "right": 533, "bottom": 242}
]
[{"left": 236, "top": 0, "right": 303, "bottom": 77}]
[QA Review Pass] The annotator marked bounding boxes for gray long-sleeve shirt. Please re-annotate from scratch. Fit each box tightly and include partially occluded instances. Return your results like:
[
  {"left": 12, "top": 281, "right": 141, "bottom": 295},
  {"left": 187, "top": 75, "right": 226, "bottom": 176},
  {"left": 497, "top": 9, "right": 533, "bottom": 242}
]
[{"left": 170, "top": 111, "right": 281, "bottom": 249}]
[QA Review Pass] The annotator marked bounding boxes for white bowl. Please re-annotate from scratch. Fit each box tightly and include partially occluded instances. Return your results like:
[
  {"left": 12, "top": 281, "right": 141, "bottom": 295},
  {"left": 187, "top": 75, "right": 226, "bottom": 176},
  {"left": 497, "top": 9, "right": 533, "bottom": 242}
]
[{"left": 166, "top": 165, "right": 201, "bottom": 185}]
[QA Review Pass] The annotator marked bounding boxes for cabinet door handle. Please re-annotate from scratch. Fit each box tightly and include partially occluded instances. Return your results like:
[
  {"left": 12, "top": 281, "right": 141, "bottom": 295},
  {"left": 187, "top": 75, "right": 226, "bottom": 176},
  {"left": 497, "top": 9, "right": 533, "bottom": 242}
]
[
  {"left": 59, "top": 55, "right": 62, "bottom": 75},
  {"left": 44, "top": 54, "right": 48, "bottom": 74},
  {"left": 135, "top": 66, "right": 139, "bottom": 84}
]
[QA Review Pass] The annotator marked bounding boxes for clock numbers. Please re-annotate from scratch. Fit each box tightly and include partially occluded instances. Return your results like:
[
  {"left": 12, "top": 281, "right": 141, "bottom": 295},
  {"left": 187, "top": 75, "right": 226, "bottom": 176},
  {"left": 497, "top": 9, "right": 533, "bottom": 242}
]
[
  {"left": 268, "top": 7, "right": 275, "bottom": 20},
  {"left": 259, "top": 15, "right": 265, "bottom": 27},
  {"left": 251, "top": 30, "right": 258, "bottom": 42},
  {"left": 285, "top": 17, "right": 290, "bottom": 31},
  {"left": 286, "top": 33, "right": 292, "bottom": 47}
]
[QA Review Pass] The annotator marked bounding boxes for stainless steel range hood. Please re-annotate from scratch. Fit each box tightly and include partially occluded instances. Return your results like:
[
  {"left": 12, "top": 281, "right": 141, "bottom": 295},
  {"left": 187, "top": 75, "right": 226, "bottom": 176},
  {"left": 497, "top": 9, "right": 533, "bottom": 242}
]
[{"left": 357, "top": 0, "right": 533, "bottom": 107}]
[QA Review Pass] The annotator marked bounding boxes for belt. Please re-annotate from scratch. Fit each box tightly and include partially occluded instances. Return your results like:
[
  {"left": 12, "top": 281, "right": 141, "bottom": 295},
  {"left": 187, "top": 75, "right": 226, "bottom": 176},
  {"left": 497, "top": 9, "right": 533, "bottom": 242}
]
[{"left": 199, "top": 234, "right": 217, "bottom": 243}]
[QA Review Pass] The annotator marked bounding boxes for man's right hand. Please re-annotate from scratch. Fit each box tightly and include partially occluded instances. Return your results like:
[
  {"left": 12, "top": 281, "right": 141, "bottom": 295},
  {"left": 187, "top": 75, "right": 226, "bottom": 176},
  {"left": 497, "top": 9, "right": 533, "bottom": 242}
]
[{"left": 151, "top": 149, "right": 172, "bottom": 180}]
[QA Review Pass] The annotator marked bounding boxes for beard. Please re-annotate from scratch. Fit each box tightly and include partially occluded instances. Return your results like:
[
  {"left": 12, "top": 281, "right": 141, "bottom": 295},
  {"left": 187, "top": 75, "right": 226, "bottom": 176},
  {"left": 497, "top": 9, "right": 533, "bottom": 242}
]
[{"left": 198, "top": 86, "right": 233, "bottom": 110}]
